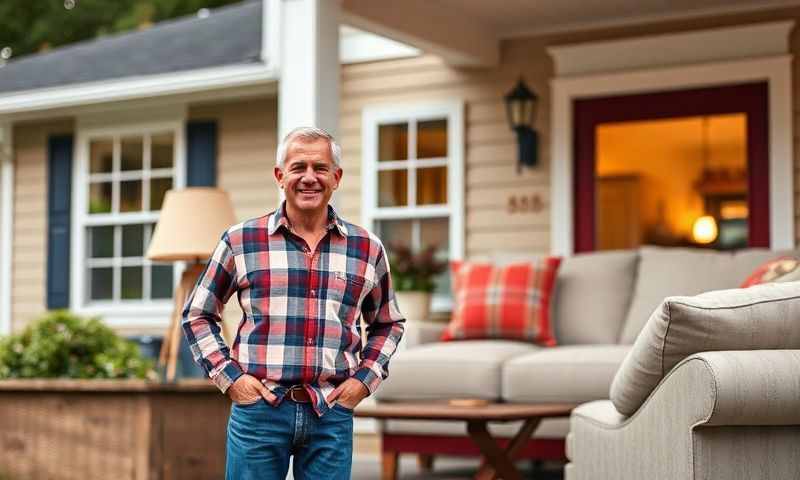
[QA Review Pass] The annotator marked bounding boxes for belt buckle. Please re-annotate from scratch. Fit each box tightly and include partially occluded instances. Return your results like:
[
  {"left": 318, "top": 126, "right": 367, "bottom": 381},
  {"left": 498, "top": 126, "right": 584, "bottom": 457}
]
[{"left": 288, "top": 386, "right": 306, "bottom": 403}]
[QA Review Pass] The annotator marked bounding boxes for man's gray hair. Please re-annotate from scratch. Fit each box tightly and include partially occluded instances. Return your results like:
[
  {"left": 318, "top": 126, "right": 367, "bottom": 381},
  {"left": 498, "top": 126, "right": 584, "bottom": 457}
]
[{"left": 275, "top": 126, "right": 342, "bottom": 167}]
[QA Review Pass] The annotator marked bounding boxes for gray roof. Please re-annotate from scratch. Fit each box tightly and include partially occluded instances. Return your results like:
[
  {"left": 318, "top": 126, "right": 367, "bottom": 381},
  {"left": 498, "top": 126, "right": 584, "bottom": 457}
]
[{"left": 0, "top": 1, "right": 262, "bottom": 95}]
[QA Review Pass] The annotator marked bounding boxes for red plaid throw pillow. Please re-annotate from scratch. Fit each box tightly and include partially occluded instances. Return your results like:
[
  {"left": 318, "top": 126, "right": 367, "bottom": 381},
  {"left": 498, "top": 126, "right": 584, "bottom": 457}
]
[
  {"left": 740, "top": 256, "right": 800, "bottom": 287},
  {"left": 441, "top": 258, "right": 562, "bottom": 345}
]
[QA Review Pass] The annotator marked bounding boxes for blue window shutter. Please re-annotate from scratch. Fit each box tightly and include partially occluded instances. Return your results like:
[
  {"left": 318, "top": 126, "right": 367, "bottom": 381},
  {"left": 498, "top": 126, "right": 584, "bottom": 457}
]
[
  {"left": 186, "top": 121, "right": 217, "bottom": 187},
  {"left": 47, "top": 135, "right": 73, "bottom": 309}
]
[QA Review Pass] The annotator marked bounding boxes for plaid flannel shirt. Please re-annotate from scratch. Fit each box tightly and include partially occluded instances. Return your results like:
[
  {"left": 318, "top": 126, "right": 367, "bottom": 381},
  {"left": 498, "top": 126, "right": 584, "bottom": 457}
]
[{"left": 182, "top": 202, "right": 405, "bottom": 416}]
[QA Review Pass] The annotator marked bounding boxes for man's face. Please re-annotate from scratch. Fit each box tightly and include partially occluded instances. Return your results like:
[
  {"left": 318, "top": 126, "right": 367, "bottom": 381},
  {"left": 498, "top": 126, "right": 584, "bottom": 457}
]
[{"left": 274, "top": 138, "right": 342, "bottom": 215}]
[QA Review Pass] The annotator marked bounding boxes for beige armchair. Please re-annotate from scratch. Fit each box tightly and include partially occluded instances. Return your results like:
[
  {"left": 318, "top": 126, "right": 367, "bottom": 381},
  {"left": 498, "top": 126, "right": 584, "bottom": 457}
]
[{"left": 566, "top": 282, "right": 800, "bottom": 480}]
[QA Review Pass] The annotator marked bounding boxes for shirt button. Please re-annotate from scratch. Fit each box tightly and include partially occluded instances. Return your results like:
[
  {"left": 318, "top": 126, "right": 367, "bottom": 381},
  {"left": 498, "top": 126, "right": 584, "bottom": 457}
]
[
  {"left": 310, "top": 289, "right": 316, "bottom": 297},
  {"left": 307, "top": 338, "right": 314, "bottom": 345}
]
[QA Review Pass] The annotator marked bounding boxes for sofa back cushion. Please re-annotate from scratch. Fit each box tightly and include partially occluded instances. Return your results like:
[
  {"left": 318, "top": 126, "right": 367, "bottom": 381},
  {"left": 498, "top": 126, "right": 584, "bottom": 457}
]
[
  {"left": 618, "top": 247, "right": 785, "bottom": 344},
  {"left": 610, "top": 281, "right": 800, "bottom": 416},
  {"left": 552, "top": 250, "right": 639, "bottom": 344}
]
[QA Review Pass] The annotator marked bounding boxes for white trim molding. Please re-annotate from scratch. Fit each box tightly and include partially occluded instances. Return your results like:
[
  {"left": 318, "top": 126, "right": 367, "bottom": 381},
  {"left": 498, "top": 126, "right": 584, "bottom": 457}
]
[
  {"left": 549, "top": 53, "right": 795, "bottom": 255},
  {"left": 0, "top": 122, "right": 13, "bottom": 335},
  {"left": 0, "top": 64, "right": 278, "bottom": 116},
  {"left": 548, "top": 21, "right": 794, "bottom": 77}
]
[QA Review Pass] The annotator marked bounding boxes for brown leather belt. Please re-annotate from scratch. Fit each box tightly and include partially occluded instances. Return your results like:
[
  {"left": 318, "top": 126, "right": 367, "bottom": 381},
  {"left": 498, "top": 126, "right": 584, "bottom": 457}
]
[{"left": 286, "top": 385, "right": 311, "bottom": 403}]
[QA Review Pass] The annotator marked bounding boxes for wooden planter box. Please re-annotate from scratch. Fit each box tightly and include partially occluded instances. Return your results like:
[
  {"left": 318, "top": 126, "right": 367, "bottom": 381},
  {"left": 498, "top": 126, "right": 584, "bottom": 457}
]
[{"left": 0, "top": 379, "right": 230, "bottom": 480}]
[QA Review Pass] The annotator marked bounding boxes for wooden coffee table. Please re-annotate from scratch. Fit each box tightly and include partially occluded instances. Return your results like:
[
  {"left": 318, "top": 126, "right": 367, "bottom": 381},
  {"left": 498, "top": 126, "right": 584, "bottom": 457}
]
[{"left": 355, "top": 401, "right": 576, "bottom": 480}]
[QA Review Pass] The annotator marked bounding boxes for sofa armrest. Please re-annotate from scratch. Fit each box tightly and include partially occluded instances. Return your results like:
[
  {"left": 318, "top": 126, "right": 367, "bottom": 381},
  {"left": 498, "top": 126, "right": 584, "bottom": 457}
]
[{"left": 568, "top": 350, "right": 800, "bottom": 479}]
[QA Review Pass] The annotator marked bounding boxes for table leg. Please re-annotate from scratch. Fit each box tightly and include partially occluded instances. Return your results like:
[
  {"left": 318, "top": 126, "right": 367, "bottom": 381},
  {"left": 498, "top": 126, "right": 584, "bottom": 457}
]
[
  {"left": 382, "top": 451, "right": 398, "bottom": 480},
  {"left": 470, "top": 417, "right": 541, "bottom": 480}
]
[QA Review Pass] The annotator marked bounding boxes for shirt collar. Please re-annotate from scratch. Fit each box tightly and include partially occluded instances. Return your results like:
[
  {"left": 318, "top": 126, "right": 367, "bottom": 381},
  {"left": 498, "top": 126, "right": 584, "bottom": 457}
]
[{"left": 268, "top": 201, "right": 348, "bottom": 237}]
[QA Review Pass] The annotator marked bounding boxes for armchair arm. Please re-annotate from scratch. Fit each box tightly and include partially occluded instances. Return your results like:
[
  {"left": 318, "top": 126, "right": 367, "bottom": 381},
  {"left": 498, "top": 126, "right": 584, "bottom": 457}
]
[
  {"left": 697, "top": 349, "right": 800, "bottom": 426},
  {"left": 568, "top": 350, "right": 800, "bottom": 480}
]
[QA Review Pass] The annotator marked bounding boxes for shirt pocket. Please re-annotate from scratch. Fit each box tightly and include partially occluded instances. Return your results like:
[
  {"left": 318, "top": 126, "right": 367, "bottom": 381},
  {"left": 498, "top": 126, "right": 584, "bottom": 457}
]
[{"left": 326, "top": 271, "right": 370, "bottom": 326}]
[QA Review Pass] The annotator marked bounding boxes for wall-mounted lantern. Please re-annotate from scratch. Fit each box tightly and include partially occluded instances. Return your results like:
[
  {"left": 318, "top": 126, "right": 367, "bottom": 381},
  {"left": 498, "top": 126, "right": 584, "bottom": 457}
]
[{"left": 504, "top": 78, "right": 539, "bottom": 172}]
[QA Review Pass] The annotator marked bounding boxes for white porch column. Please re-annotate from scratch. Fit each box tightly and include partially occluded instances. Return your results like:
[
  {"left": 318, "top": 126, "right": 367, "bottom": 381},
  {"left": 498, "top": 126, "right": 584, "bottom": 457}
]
[
  {"left": 277, "top": 0, "right": 340, "bottom": 141},
  {"left": 0, "top": 122, "right": 13, "bottom": 336}
]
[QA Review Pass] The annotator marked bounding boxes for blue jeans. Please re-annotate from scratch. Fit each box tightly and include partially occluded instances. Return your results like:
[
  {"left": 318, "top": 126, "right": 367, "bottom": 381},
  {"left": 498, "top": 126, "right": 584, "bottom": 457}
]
[{"left": 226, "top": 398, "right": 354, "bottom": 480}]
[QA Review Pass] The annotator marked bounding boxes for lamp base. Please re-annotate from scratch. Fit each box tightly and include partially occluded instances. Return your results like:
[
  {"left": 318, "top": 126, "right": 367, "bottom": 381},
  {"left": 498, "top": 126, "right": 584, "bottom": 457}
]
[{"left": 158, "top": 263, "right": 207, "bottom": 382}]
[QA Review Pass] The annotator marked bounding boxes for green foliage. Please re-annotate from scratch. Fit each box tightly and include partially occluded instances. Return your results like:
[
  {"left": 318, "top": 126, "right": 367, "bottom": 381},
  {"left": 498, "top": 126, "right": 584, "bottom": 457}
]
[
  {"left": 388, "top": 244, "right": 448, "bottom": 293},
  {"left": 0, "top": 310, "right": 154, "bottom": 380},
  {"left": 0, "top": 0, "right": 241, "bottom": 60}
]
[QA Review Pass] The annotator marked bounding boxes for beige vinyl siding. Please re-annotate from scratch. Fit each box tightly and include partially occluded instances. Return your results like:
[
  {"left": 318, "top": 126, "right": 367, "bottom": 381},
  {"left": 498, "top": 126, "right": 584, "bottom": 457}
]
[
  {"left": 11, "top": 120, "right": 73, "bottom": 332},
  {"left": 189, "top": 97, "right": 280, "bottom": 222},
  {"left": 339, "top": 51, "right": 553, "bottom": 258},
  {"left": 340, "top": 7, "right": 800, "bottom": 254}
]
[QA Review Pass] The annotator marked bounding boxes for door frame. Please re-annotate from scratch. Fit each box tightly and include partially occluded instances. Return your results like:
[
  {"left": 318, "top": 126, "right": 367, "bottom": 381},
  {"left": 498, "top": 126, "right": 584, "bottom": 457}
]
[
  {"left": 550, "top": 55, "right": 794, "bottom": 255},
  {"left": 573, "top": 82, "right": 769, "bottom": 252}
]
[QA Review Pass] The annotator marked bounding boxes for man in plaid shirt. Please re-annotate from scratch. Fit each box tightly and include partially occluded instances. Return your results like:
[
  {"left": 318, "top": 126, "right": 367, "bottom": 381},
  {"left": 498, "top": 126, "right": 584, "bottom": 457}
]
[{"left": 182, "top": 126, "right": 405, "bottom": 479}]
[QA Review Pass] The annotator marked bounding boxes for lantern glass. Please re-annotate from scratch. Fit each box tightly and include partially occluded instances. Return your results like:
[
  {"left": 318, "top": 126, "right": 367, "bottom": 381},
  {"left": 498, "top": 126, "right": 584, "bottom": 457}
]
[{"left": 507, "top": 98, "right": 535, "bottom": 128}]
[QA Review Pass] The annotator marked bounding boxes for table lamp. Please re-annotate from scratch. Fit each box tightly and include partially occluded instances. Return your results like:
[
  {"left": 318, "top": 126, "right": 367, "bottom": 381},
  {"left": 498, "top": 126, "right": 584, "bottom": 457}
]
[{"left": 147, "top": 187, "right": 237, "bottom": 381}]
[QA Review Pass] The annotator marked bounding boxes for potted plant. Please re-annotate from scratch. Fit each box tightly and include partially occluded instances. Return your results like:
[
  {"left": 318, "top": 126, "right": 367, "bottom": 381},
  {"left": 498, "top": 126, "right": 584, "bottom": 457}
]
[{"left": 388, "top": 244, "right": 447, "bottom": 322}]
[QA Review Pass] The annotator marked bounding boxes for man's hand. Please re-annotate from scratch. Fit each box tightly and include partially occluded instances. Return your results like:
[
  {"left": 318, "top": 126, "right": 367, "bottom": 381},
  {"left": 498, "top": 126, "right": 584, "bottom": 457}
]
[
  {"left": 326, "top": 378, "right": 369, "bottom": 409},
  {"left": 228, "top": 374, "right": 276, "bottom": 406}
]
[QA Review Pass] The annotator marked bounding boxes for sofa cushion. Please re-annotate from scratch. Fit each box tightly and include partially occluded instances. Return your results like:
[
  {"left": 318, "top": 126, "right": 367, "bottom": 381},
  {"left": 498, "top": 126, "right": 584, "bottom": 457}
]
[
  {"left": 619, "top": 247, "right": 788, "bottom": 344},
  {"left": 374, "top": 340, "right": 538, "bottom": 401},
  {"left": 502, "top": 345, "right": 630, "bottom": 403},
  {"left": 552, "top": 250, "right": 639, "bottom": 344},
  {"left": 741, "top": 256, "right": 800, "bottom": 287},
  {"left": 441, "top": 259, "right": 561, "bottom": 345},
  {"left": 610, "top": 281, "right": 800, "bottom": 416}
]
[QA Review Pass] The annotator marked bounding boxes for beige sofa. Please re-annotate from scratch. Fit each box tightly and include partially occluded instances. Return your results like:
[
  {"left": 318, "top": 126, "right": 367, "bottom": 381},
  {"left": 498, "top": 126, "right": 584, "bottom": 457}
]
[{"left": 374, "top": 246, "right": 796, "bottom": 472}]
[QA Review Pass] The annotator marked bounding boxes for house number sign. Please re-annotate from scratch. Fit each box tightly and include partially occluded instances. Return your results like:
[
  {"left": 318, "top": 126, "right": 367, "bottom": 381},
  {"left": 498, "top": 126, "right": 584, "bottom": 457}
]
[{"left": 507, "top": 194, "right": 544, "bottom": 214}]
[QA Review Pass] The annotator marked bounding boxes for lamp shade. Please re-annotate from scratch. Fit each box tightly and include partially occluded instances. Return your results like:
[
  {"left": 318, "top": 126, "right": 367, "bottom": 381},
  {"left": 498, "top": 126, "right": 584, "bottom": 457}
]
[{"left": 147, "top": 187, "right": 237, "bottom": 262}]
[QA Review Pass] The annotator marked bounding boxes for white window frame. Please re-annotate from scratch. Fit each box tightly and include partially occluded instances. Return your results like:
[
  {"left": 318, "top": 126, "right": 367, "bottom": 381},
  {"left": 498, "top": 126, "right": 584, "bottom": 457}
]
[
  {"left": 361, "top": 100, "right": 464, "bottom": 311},
  {"left": 71, "top": 120, "right": 186, "bottom": 327}
]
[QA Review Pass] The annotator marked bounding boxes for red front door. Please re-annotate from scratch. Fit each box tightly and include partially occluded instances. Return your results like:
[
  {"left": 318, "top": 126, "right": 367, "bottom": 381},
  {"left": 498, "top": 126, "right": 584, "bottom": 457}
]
[{"left": 573, "top": 82, "right": 769, "bottom": 253}]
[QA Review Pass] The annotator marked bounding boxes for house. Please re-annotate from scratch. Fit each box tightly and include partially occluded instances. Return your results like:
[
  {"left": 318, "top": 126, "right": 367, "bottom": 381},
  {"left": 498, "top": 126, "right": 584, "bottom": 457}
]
[{"left": 0, "top": 0, "right": 797, "bottom": 345}]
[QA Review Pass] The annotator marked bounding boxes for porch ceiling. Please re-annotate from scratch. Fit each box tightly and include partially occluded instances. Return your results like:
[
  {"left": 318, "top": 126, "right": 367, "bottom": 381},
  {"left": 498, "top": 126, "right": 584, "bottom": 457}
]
[
  {"left": 433, "top": 0, "right": 800, "bottom": 36},
  {"left": 343, "top": 0, "right": 800, "bottom": 66}
]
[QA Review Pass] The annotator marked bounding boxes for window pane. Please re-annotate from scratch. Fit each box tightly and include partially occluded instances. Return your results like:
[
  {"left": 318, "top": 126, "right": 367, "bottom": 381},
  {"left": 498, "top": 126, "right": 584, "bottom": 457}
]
[
  {"left": 417, "top": 119, "right": 448, "bottom": 158},
  {"left": 416, "top": 166, "right": 448, "bottom": 205},
  {"left": 89, "top": 182, "right": 112, "bottom": 214},
  {"left": 375, "top": 219, "right": 413, "bottom": 250},
  {"left": 122, "top": 224, "right": 144, "bottom": 257},
  {"left": 120, "top": 180, "right": 142, "bottom": 212},
  {"left": 90, "top": 139, "right": 113, "bottom": 174},
  {"left": 378, "top": 170, "right": 408, "bottom": 207},
  {"left": 89, "top": 226, "right": 114, "bottom": 258},
  {"left": 90, "top": 267, "right": 113, "bottom": 300},
  {"left": 121, "top": 266, "right": 143, "bottom": 300},
  {"left": 151, "top": 133, "right": 174, "bottom": 169},
  {"left": 150, "top": 177, "right": 172, "bottom": 211},
  {"left": 120, "top": 137, "right": 143, "bottom": 171},
  {"left": 151, "top": 265, "right": 174, "bottom": 299},
  {"left": 378, "top": 123, "right": 408, "bottom": 161},
  {"left": 420, "top": 217, "right": 450, "bottom": 296}
]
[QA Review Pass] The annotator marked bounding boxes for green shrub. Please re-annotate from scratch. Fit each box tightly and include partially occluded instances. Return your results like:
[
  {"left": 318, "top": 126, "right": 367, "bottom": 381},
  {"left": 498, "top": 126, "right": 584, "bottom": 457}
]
[{"left": 0, "top": 310, "right": 154, "bottom": 379}]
